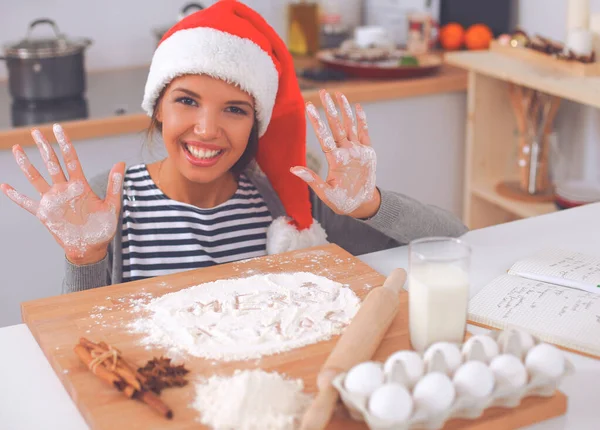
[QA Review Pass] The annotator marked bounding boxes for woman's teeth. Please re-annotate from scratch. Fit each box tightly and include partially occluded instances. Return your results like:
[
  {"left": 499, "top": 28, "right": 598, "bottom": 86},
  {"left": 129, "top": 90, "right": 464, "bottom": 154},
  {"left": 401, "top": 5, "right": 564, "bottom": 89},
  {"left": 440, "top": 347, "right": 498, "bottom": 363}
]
[{"left": 185, "top": 144, "right": 223, "bottom": 159}]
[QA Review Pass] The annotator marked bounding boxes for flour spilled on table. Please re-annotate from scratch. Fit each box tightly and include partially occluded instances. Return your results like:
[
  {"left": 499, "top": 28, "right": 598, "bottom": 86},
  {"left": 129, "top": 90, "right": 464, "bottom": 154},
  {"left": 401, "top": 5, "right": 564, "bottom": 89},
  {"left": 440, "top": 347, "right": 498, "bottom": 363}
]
[
  {"left": 191, "top": 369, "right": 311, "bottom": 430},
  {"left": 128, "top": 272, "right": 360, "bottom": 361}
]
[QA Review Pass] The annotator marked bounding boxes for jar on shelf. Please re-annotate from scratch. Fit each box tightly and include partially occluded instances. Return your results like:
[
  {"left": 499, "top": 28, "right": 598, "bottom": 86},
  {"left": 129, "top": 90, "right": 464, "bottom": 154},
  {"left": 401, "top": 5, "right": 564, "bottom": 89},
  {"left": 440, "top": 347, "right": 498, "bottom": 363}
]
[{"left": 497, "top": 90, "right": 560, "bottom": 203}]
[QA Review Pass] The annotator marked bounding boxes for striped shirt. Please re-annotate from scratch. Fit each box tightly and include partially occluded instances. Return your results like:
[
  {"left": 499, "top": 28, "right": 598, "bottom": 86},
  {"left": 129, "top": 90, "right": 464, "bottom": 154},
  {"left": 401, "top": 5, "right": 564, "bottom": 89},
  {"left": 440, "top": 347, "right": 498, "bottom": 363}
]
[{"left": 121, "top": 164, "right": 272, "bottom": 281}]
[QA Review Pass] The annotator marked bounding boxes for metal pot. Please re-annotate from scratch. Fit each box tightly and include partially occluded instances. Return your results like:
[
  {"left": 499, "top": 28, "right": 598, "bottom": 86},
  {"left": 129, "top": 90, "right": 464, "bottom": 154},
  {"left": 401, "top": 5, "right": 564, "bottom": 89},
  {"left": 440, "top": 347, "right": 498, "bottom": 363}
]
[
  {"left": 153, "top": 3, "right": 205, "bottom": 44},
  {"left": 1, "top": 19, "right": 92, "bottom": 101}
]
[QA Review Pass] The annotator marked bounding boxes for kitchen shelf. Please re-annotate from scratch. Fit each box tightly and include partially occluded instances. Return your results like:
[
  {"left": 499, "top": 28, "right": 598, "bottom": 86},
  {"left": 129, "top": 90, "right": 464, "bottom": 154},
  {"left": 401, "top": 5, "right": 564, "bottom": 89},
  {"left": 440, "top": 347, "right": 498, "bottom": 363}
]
[
  {"left": 471, "top": 179, "right": 557, "bottom": 219},
  {"left": 443, "top": 49, "right": 590, "bottom": 228}
]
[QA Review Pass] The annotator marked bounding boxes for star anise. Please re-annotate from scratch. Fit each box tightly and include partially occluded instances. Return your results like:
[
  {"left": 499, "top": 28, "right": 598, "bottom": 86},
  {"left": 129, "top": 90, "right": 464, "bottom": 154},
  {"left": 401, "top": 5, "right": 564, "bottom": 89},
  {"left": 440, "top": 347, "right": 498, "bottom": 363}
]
[{"left": 138, "top": 356, "right": 190, "bottom": 395}]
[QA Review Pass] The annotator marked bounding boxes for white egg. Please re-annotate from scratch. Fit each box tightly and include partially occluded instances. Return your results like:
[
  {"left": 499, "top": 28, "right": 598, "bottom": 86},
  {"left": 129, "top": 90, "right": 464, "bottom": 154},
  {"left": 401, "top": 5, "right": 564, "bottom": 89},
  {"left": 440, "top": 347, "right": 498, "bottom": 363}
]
[
  {"left": 490, "top": 354, "right": 528, "bottom": 389},
  {"left": 525, "top": 343, "right": 565, "bottom": 380},
  {"left": 344, "top": 361, "right": 384, "bottom": 396},
  {"left": 453, "top": 361, "right": 495, "bottom": 398},
  {"left": 462, "top": 335, "right": 500, "bottom": 362},
  {"left": 412, "top": 372, "right": 456, "bottom": 414},
  {"left": 499, "top": 328, "right": 535, "bottom": 354},
  {"left": 383, "top": 350, "right": 424, "bottom": 386},
  {"left": 424, "top": 342, "right": 462, "bottom": 373},
  {"left": 368, "top": 383, "right": 413, "bottom": 423}
]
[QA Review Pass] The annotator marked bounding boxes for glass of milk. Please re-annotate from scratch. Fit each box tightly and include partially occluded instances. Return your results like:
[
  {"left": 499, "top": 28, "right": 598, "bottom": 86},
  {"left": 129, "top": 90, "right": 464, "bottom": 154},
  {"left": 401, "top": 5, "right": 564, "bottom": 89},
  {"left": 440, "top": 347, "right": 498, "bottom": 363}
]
[{"left": 408, "top": 237, "right": 471, "bottom": 352}]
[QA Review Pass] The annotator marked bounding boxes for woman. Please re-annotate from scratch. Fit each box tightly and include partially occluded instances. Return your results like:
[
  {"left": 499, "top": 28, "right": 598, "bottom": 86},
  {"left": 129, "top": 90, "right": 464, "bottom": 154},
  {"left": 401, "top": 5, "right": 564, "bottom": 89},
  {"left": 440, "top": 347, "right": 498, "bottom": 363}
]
[{"left": 1, "top": 1, "right": 467, "bottom": 293}]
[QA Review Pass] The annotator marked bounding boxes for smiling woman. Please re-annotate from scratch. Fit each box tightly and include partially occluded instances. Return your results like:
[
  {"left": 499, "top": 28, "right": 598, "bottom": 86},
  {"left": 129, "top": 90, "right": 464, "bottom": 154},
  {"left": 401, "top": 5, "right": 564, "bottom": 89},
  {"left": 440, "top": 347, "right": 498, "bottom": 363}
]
[{"left": 0, "top": 0, "right": 467, "bottom": 292}]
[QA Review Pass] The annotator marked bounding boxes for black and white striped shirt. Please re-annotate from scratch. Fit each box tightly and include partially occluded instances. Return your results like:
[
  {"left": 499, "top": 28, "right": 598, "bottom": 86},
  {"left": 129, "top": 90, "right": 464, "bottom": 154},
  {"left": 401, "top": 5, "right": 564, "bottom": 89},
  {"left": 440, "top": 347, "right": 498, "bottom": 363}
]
[{"left": 121, "top": 164, "right": 272, "bottom": 281}]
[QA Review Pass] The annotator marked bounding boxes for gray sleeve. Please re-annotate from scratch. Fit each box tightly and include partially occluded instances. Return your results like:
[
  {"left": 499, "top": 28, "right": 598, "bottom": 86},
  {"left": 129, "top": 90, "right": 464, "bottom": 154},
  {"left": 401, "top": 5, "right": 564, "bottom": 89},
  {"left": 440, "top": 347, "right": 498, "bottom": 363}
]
[
  {"left": 362, "top": 188, "right": 468, "bottom": 243},
  {"left": 61, "top": 169, "right": 115, "bottom": 294},
  {"left": 62, "top": 254, "right": 112, "bottom": 294},
  {"left": 313, "top": 188, "right": 468, "bottom": 255}
]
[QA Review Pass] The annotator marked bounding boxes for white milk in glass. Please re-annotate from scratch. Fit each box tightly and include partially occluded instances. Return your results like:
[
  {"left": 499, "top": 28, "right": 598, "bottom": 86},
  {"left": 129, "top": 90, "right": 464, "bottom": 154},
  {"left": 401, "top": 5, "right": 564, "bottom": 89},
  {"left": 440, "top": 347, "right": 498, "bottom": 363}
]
[{"left": 408, "top": 262, "right": 470, "bottom": 352}]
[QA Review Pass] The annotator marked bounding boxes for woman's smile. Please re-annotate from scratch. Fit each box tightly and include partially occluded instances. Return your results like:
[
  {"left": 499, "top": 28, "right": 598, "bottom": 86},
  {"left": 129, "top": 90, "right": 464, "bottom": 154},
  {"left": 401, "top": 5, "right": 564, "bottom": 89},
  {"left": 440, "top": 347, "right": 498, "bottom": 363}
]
[{"left": 182, "top": 140, "right": 226, "bottom": 167}]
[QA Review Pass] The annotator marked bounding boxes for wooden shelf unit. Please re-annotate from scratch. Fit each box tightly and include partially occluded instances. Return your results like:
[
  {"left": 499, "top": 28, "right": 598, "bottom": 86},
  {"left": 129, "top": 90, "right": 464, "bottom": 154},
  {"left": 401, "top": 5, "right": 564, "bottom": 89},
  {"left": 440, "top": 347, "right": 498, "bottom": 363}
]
[{"left": 445, "top": 50, "right": 600, "bottom": 229}]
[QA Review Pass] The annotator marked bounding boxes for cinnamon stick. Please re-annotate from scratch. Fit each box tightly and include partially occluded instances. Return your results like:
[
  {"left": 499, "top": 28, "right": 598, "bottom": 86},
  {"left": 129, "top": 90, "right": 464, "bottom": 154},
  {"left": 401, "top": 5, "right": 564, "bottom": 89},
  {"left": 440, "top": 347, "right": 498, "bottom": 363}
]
[
  {"left": 135, "top": 390, "right": 173, "bottom": 419},
  {"left": 123, "top": 385, "right": 137, "bottom": 399},
  {"left": 73, "top": 345, "right": 124, "bottom": 390},
  {"left": 97, "top": 339, "right": 148, "bottom": 385},
  {"left": 115, "top": 353, "right": 149, "bottom": 386},
  {"left": 79, "top": 338, "right": 144, "bottom": 389}
]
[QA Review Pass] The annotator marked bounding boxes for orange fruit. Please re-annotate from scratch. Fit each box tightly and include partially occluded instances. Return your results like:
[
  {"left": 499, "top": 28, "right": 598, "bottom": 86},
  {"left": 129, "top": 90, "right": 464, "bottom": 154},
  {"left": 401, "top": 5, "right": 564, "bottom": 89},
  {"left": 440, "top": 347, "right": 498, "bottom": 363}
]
[
  {"left": 465, "top": 24, "right": 494, "bottom": 50},
  {"left": 440, "top": 23, "right": 465, "bottom": 51}
]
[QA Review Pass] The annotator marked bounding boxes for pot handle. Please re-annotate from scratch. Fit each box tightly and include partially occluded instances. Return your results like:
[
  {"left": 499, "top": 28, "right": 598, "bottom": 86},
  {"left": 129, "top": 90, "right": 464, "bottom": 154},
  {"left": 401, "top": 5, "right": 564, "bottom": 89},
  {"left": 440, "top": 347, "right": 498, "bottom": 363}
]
[
  {"left": 26, "top": 18, "right": 62, "bottom": 41},
  {"left": 178, "top": 3, "right": 204, "bottom": 20}
]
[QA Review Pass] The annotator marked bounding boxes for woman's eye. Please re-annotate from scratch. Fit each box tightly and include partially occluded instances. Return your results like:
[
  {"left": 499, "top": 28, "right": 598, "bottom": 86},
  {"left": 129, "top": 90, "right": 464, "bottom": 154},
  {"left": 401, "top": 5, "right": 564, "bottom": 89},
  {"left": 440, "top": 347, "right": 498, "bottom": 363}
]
[
  {"left": 176, "top": 97, "right": 197, "bottom": 106},
  {"left": 226, "top": 106, "right": 248, "bottom": 115}
]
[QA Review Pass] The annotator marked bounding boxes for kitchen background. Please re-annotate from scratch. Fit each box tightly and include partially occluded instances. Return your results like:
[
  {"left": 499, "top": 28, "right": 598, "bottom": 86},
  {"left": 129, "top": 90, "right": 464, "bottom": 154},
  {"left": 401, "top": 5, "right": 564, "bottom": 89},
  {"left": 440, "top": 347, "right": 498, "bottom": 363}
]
[{"left": 0, "top": 0, "right": 598, "bottom": 327}]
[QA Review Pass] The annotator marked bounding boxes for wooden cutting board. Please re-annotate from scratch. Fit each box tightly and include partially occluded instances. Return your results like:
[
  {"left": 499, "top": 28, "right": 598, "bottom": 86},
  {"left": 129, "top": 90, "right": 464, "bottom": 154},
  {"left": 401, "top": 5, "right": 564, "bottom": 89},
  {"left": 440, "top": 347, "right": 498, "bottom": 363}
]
[{"left": 22, "top": 244, "right": 566, "bottom": 430}]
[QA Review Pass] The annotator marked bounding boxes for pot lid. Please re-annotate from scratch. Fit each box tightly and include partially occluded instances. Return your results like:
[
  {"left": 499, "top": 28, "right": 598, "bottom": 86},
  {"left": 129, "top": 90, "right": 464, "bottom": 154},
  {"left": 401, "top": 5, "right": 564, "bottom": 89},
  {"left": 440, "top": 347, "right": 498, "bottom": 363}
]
[
  {"left": 154, "top": 2, "right": 205, "bottom": 38},
  {"left": 4, "top": 19, "right": 91, "bottom": 59}
]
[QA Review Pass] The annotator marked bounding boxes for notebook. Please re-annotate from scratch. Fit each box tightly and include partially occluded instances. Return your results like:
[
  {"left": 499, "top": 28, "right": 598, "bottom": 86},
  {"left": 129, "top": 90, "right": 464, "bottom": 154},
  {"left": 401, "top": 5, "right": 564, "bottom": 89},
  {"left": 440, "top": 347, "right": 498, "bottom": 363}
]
[{"left": 468, "top": 248, "right": 600, "bottom": 358}]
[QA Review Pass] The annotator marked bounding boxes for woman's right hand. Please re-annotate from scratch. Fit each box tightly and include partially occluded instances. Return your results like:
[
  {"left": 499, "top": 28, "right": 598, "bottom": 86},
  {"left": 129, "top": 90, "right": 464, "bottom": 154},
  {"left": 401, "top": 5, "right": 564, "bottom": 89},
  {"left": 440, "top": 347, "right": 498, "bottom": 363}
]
[{"left": 1, "top": 124, "right": 125, "bottom": 265}]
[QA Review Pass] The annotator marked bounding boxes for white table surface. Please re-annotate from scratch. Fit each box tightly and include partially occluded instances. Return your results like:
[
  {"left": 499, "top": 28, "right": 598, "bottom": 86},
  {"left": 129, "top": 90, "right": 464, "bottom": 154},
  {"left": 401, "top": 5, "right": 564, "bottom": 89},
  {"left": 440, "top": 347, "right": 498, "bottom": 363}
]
[{"left": 2, "top": 203, "right": 600, "bottom": 429}]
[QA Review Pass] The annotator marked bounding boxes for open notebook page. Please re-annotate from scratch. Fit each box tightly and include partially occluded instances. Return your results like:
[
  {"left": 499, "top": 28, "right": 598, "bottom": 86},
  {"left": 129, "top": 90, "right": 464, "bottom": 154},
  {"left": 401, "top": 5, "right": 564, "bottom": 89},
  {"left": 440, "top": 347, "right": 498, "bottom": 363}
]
[
  {"left": 508, "top": 248, "right": 600, "bottom": 293},
  {"left": 468, "top": 274, "right": 600, "bottom": 357}
]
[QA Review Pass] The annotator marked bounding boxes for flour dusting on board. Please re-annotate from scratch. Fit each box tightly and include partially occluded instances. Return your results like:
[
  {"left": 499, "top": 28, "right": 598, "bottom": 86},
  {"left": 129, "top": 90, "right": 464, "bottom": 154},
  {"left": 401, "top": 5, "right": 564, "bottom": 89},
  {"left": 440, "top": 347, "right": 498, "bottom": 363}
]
[{"left": 128, "top": 272, "right": 361, "bottom": 361}]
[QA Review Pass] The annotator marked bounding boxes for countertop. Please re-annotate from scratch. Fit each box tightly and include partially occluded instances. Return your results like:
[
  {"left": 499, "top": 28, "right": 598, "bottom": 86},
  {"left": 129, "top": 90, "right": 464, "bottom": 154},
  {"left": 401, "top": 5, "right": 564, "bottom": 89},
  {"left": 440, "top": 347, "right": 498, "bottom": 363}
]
[
  {"left": 1, "top": 203, "right": 599, "bottom": 429},
  {"left": 0, "top": 62, "right": 467, "bottom": 149}
]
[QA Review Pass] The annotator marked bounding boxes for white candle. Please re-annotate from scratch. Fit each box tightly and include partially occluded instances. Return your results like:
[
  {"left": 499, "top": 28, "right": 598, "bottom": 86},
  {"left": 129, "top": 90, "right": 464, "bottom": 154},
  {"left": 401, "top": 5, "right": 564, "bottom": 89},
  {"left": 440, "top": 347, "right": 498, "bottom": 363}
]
[
  {"left": 567, "top": 28, "right": 593, "bottom": 56},
  {"left": 567, "top": 0, "right": 590, "bottom": 32},
  {"left": 590, "top": 13, "right": 600, "bottom": 58}
]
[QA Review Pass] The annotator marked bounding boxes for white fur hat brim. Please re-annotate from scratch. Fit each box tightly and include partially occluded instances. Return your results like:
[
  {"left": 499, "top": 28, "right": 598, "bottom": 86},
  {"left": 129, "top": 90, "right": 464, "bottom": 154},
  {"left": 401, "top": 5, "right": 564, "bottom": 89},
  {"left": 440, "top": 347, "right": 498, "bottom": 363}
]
[{"left": 141, "top": 27, "right": 279, "bottom": 137}]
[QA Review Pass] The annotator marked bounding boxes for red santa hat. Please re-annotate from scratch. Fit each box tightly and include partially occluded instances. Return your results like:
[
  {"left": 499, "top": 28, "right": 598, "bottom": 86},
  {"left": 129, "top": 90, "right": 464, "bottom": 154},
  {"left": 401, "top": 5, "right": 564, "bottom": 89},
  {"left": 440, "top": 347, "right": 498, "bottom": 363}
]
[{"left": 142, "top": 0, "right": 327, "bottom": 254}]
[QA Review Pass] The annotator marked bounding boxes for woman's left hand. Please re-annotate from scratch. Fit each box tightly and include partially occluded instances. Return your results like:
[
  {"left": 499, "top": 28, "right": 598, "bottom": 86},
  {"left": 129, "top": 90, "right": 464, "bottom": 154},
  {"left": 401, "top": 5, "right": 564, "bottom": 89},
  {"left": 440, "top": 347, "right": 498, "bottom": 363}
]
[{"left": 291, "top": 90, "right": 380, "bottom": 219}]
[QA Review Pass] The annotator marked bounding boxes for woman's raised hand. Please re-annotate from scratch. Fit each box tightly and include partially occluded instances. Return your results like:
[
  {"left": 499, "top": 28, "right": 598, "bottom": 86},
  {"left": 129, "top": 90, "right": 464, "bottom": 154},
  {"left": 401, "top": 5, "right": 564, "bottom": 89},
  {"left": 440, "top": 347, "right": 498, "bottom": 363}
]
[
  {"left": 292, "top": 90, "right": 380, "bottom": 219},
  {"left": 1, "top": 124, "right": 125, "bottom": 264}
]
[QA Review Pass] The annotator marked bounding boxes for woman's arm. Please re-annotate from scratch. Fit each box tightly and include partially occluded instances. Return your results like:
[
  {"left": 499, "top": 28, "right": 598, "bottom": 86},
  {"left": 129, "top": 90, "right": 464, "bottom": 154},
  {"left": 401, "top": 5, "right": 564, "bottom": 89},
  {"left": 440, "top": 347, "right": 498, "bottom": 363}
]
[
  {"left": 362, "top": 188, "right": 468, "bottom": 243},
  {"left": 311, "top": 188, "right": 467, "bottom": 255}
]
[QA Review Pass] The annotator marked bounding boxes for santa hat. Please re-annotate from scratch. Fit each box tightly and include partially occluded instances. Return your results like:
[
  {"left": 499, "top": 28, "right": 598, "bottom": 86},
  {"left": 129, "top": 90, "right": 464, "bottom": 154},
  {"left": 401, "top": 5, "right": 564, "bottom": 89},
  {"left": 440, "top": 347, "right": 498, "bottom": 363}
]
[{"left": 142, "top": 0, "right": 327, "bottom": 254}]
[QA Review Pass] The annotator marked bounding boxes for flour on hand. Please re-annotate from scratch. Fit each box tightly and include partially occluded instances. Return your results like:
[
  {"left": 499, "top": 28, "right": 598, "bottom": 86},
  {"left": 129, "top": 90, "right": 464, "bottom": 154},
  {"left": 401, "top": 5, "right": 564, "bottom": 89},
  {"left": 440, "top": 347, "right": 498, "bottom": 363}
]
[{"left": 129, "top": 272, "right": 361, "bottom": 361}]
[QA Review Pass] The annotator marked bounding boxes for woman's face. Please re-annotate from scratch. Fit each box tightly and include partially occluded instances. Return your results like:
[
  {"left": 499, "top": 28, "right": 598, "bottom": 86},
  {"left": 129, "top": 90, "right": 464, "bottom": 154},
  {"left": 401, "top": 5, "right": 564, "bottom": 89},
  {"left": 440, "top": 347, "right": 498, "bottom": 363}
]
[{"left": 156, "top": 74, "right": 255, "bottom": 183}]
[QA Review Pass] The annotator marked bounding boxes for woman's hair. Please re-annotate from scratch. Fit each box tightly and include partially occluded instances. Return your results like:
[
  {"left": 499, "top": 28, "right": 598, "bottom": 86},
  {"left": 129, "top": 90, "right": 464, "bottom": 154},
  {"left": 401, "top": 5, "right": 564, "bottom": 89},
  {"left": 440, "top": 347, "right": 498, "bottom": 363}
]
[{"left": 146, "top": 91, "right": 260, "bottom": 175}]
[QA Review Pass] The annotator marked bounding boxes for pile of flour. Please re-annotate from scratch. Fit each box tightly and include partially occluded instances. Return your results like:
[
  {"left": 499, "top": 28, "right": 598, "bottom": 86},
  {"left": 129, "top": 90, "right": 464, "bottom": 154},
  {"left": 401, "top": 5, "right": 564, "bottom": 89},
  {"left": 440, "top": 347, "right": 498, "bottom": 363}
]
[
  {"left": 129, "top": 272, "right": 360, "bottom": 361},
  {"left": 191, "top": 369, "right": 311, "bottom": 430}
]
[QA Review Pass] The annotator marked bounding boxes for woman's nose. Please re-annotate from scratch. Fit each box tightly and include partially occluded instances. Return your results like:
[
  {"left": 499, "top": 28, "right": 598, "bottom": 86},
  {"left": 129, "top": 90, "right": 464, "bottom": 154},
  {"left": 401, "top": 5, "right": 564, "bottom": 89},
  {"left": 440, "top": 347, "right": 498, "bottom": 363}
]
[{"left": 193, "top": 111, "right": 220, "bottom": 139}]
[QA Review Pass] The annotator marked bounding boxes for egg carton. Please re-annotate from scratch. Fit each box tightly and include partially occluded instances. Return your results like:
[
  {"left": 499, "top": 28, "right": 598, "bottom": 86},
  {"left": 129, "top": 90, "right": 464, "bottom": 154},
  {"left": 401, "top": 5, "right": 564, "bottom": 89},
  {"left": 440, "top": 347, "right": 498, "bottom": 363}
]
[{"left": 332, "top": 329, "right": 575, "bottom": 430}]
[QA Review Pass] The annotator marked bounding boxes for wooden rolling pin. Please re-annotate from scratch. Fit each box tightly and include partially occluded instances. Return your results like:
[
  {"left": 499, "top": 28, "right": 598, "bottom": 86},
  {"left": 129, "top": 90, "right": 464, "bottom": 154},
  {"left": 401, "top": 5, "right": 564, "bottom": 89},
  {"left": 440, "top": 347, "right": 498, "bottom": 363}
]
[{"left": 300, "top": 268, "right": 407, "bottom": 430}]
